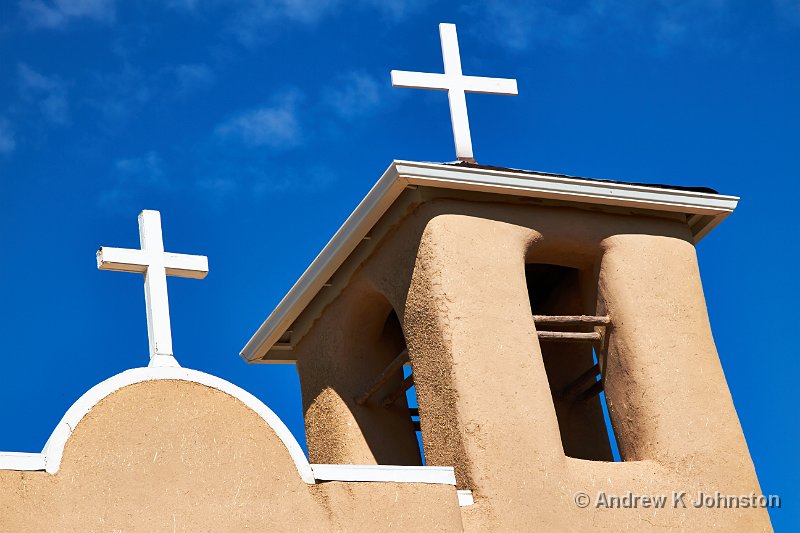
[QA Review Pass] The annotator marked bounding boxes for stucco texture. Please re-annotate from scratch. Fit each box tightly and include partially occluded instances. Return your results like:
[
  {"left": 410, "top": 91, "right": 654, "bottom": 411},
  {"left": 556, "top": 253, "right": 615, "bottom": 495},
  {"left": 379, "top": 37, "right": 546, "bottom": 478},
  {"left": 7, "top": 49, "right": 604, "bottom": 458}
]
[
  {"left": 295, "top": 198, "right": 770, "bottom": 531},
  {"left": 0, "top": 380, "right": 462, "bottom": 532}
]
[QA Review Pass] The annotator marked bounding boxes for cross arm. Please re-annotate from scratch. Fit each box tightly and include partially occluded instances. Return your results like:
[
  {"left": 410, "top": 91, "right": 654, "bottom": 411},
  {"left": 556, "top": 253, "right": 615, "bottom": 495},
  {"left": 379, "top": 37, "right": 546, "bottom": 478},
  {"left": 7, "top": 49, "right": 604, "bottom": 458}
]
[
  {"left": 391, "top": 70, "right": 451, "bottom": 91},
  {"left": 462, "top": 75, "right": 518, "bottom": 95},
  {"left": 96, "top": 247, "right": 149, "bottom": 273},
  {"left": 96, "top": 247, "right": 208, "bottom": 279},
  {"left": 163, "top": 252, "right": 208, "bottom": 279}
]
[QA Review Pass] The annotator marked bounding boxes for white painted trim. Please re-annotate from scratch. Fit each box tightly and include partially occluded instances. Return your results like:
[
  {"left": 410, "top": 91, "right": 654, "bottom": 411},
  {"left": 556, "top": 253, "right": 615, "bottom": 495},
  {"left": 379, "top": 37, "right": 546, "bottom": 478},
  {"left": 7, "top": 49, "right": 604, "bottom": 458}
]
[
  {"left": 149, "top": 354, "right": 180, "bottom": 367},
  {"left": 0, "top": 367, "right": 316, "bottom": 484},
  {"left": 0, "top": 452, "right": 46, "bottom": 471},
  {"left": 395, "top": 161, "right": 739, "bottom": 215},
  {"left": 311, "top": 463, "right": 456, "bottom": 485},
  {"left": 240, "top": 160, "right": 739, "bottom": 363},
  {"left": 0, "top": 366, "right": 467, "bottom": 490},
  {"left": 457, "top": 489, "right": 474, "bottom": 507}
]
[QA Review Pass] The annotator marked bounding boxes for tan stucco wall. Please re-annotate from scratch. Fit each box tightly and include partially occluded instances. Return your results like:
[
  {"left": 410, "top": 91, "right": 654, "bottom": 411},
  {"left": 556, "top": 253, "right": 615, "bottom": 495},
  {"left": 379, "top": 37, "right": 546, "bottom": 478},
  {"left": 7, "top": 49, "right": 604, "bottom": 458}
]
[
  {"left": 295, "top": 198, "right": 770, "bottom": 531},
  {"left": 0, "top": 380, "right": 462, "bottom": 532}
]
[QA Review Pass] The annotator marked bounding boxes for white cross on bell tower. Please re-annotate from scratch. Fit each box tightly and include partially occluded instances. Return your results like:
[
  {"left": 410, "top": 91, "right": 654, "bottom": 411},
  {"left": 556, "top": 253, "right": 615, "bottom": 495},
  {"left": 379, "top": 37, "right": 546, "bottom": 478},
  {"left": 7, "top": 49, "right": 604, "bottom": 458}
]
[
  {"left": 391, "top": 23, "right": 518, "bottom": 162},
  {"left": 96, "top": 210, "right": 208, "bottom": 368}
]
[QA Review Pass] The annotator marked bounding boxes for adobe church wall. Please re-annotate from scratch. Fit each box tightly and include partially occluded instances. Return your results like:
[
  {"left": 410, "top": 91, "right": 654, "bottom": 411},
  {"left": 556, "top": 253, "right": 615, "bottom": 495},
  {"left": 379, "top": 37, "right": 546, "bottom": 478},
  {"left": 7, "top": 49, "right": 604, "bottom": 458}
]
[
  {"left": 295, "top": 198, "right": 770, "bottom": 531},
  {"left": 318, "top": 481, "right": 463, "bottom": 531},
  {"left": 0, "top": 380, "right": 461, "bottom": 532}
]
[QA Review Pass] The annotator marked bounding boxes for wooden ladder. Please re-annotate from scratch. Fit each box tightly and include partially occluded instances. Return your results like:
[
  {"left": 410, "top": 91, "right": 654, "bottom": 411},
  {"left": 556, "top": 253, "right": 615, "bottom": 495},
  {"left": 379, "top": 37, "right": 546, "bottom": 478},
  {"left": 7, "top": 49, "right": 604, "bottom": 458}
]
[{"left": 534, "top": 315, "right": 610, "bottom": 401}]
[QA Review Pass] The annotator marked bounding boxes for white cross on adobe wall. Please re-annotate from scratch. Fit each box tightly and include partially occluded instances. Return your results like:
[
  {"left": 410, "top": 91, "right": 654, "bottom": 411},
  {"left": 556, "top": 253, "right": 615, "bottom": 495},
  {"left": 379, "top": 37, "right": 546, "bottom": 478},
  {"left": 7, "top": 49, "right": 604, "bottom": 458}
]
[{"left": 96, "top": 210, "right": 208, "bottom": 368}]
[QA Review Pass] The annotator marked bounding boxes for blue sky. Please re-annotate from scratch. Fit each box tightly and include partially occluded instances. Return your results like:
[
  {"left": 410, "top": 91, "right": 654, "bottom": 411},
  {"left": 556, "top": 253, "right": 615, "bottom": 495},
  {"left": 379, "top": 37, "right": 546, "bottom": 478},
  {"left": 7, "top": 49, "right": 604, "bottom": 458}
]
[{"left": 1, "top": 0, "right": 798, "bottom": 527}]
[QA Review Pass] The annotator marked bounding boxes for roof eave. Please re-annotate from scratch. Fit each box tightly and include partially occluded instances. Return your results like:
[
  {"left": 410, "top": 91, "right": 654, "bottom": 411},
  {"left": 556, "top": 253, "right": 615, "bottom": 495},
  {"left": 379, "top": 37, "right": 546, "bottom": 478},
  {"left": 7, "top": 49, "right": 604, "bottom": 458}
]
[
  {"left": 240, "top": 162, "right": 408, "bottom": 363},
  {"left": 240, "top": 160, "right": 739, "bottom": 363}
]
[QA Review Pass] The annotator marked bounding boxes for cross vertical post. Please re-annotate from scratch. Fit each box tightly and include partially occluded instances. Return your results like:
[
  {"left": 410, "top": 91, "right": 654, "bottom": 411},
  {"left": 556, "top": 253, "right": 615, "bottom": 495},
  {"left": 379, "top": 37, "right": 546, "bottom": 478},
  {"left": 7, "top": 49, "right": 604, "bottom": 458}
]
[
  {"left": 97, "top": 210, "right": 209, "bottom": 368},
  {"left": 139, "top": 210, "right": 173, "bottom": 364},
  {"left": 439, "top": 23, "right": 473, "bottom": 162}
]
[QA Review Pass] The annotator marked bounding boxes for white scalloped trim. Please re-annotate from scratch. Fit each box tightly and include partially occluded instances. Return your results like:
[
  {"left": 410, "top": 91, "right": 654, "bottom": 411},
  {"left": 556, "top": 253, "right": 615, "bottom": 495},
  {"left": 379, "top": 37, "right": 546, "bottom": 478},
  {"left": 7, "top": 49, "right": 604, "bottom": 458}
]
[{"left": 0, "top": 367, "right": 316, "bottom": 484}]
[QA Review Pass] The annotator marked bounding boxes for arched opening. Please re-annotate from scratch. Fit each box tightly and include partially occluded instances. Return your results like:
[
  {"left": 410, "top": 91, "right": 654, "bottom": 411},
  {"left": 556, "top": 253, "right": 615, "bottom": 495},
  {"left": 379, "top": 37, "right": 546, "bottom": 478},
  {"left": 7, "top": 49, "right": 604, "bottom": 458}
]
[
  {"left": 297, "top": 285, "right": 426, "bottom": 466},
  {"left": 381, "top": 310, "right": 425, "bottom": 464},
  {"left": 351, "top": 307, "right": 424, "bottom": 465},
  {"left": 525, "top": 263, "right": 621, "bottom": 461}
]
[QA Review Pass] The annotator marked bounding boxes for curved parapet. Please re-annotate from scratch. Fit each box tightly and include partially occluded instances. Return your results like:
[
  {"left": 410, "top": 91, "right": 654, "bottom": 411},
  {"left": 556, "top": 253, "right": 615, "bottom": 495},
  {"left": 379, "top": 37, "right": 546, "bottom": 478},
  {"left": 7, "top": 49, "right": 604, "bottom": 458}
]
[
  {"left": 0, "top": 366, "right": 466, "bottom": 531},
  {"left": 1, "top": 366, "right": 315, "bottom": 484}
]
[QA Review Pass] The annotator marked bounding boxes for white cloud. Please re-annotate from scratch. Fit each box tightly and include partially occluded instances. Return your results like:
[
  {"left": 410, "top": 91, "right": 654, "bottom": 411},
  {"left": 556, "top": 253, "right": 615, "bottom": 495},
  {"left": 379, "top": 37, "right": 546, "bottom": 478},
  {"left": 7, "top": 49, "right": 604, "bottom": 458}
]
[
  {"left": 252, "top": 164, "right": 336, "bottom": 195},
  {"left": 17, "top": 63, "right": 70, "bottom": 125},
  {"left": 99, "top": 151, "right": 168, "bottom": 207},
  {"left": 113, "top": 151, "right": 165, "bottom": 186},
  {"left": 215, "top": 93, "right": 303, "bottom": 149},
  {"left": 166, "top": 0, "right": 426, "bottom": 45},
  {"left": 87, "top": 63, "right": 214, "bottom": 128},
  {"left": 172, "top": 63, "right": 215, "bottom": 94},
  {"left": 774, "top": 0, "right": 800, "bottom": 24},
  {"left": 88, "top": 65, "right": 156, "bottom": 127},
  {"left": 361, "top": 0, "right": 428, "bottom": 21},
  {"left": 19, "top": 0, "right": 116, "bottom": 29},
  {"left": 465, "top": 0, "right": 735, "bottom": 53},
  {"left": 223, "top": 0, "right": 335, "bottom": 45},
  {"left": 194, "top": 165, "right": 336, "bottom": 208},
  {"left": 166, "top": 0, "right": 201, "bottom": 10},
  {"left": 279, "top": 0, "right": 427, "bottom": 21},
  {"left": 325, "top": 71, "right": 383, "bottom": 120},
  {"left": 0, "top": 119, "right": 16, "bottom": 155},
  {"left": 190, "top": 143, "right": 338, "bottom": 202},
  {"left": 279, "top": 0, "right": 339, "bottom": 23}
]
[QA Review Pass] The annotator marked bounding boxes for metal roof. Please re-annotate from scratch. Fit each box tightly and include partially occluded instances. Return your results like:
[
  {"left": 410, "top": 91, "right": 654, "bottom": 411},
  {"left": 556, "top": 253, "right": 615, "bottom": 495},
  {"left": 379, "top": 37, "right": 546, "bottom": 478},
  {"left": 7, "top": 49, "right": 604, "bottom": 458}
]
[{"left": 240, "top": 160, "right": 739, "bottom": 363}]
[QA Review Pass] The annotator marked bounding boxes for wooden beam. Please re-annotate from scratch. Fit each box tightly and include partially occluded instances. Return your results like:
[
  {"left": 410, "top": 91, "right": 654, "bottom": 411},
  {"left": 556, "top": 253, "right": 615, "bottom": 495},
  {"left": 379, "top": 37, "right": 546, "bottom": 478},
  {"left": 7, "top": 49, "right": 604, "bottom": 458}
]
[
  {"left": 579, "top": 380, "right": 604, "bottom": 401},
  {"left": 533, "top": 315, "right": 610, "bottom": 326},
  {"left": 355, "top": 349, "right": 409, "bottom": 406},
  {"left": 272, "top": 342, "right": 293, "bottom": 351},
  {"left": 556, "top": 363, "right": 601, "bottom": 399},
  {"left": 537, "top": 331, "right": 601, "bottom": 342},
  {"left": 383, "top": 374, "right": 415, "bottom": 407}
]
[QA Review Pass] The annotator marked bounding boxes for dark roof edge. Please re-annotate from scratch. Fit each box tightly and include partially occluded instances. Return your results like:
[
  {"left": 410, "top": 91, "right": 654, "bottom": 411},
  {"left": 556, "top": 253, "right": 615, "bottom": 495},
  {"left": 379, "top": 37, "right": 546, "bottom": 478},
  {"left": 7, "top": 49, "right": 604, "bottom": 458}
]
[{"left": 448, "top": 161, "right": 719, "bottom": 195}]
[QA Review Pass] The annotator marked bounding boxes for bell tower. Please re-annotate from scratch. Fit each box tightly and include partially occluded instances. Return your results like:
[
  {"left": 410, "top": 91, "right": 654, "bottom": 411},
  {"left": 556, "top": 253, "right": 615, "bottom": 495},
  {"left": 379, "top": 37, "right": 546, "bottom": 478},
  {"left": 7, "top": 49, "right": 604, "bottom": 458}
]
[{"left": 241, "top": 160, "right": 771, "bottom": 531}]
